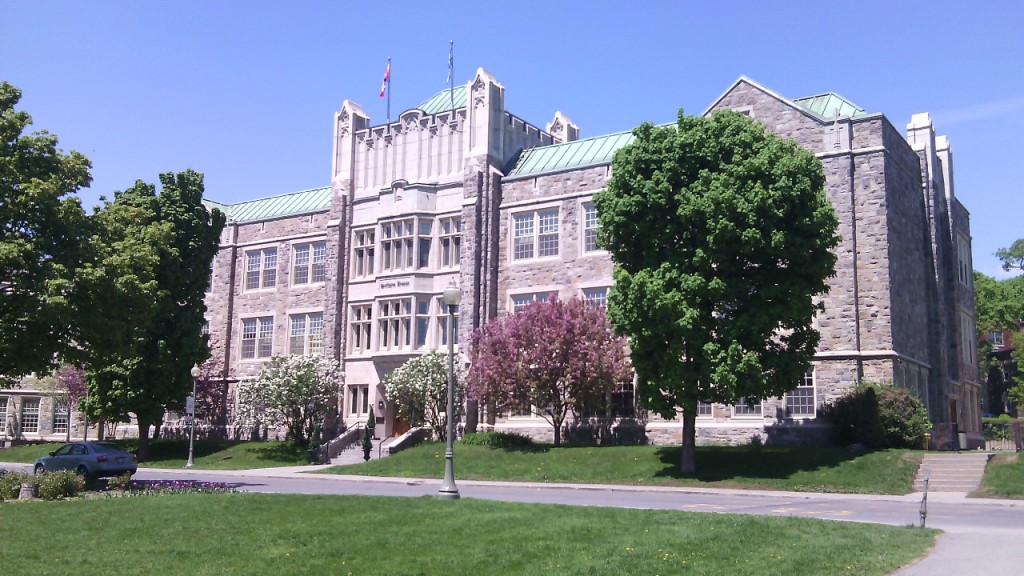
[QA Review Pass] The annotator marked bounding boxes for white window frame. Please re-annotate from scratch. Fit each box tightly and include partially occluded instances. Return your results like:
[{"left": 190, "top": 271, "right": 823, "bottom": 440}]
[
  {"left": 439, "top": 216, "right": 462, "bottom": 269},
  {"left": 437, "top": 297, "right": 460, "bottom": 349},
  {"left": 380, "top": 219, "right": 415, "bottom": 272},
  {"left": 731, "top": 397, "right": 763, "bottom": 418},
  {"left": 378, "top": 297, "right": 413, "bottom": 352},
  {"left": 53, "top": 404, "right": 69, "bottom": 435},
  {"left": 696, "top": 400, "right": 713, "bottom": 418},
  {"left": 581, "top": 201, "right": 601, "bottom": 254},
  {"left": 509, "top": 291, "right": 553, "bottom": 313},
  {"left": 241, "top": 316, "right": 274, "bottom": 360},
  {"left": 990, "top": 331, "right": 1004, "bottom": 348},
  {"left": 961, "top": 312, "right": 975, "bottom": 367},
  {"left": 289, "top": 312, "right": 324, "bottom": 356},
  {"left": 511, "top": 208, "right": 560, "bottom": 261},
  {"left": 582, "top": 287, "right": 609, "bottom": 308},
  {"left": 0, "top": 396, "right": 8, "bottom": 434},
  {"left": 245, "top": 247, "right": 278, "bottom": 290},
  {"left": 349, "top": 304, "right": 373, "bottom": 355},
  {"left": 21, "top": 397, "right": 40, "bottom": 433},
  {"left": 348, "top": 384, "right": 369, "bottom": 417},
  {"left": 785, "top": 370, "right": 816, "bottom": 417},
  {"left": 352, "top": 228, "right": 375, "bottom": 278},
  {"left": 957, "top": 234, "right": 972, "bottom": 286},
  {"left": 292, "top": 241, "right": 327, "bottom": 285}
]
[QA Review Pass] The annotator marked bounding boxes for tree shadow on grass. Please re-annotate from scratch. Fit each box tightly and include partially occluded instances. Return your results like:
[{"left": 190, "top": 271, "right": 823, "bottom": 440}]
[
  {"left": 249, "top": 441, "right": 313, "bottom": 463},
  {"left": 652, "top": 445, "right": 859, "bottom": 482}
]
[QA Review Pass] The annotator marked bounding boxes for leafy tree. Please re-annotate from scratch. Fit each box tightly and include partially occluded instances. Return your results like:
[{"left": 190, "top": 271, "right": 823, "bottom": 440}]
[
  {"left": 973, "top": 272, "right": 1024, "bottom": 414},
  {"left": 383, "top": 351, "right": 464, "bottom": 441},
  {"left": 0, "top": 82, "right": 91, "bottom": 379},
  {"left": 82, "top": 171, "right": 225, "bottom": 459},
  {"left": 237, "top": 355, "right": 342, "bottom": 448},
  {"left": 467, "top": 297, "right": 632, "bottom": 446},
  {"left": 996, "top": 239, "right": 1024, "bottom": 273},
  {"left": 49, "top": 366, "right": 89, "bottom": 441},
  {"left": 822, "top": 382, "right": 930, "bottom": 449},
  {"left": 594, "top": 110, "right": 839, "bottom": 473}
]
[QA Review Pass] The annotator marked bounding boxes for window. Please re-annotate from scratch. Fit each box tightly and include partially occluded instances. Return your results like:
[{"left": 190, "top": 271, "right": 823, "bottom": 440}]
[
  {"left": 582, "top": 202, "right": 600, "bottom": 253},
  {"left": 512, "top": 208, "right": 559, "bottom": 261},
  {"left": 353, "top": 229, "right": 375, "bottom": 278},
  {"left": 439, "top": 216, "right": 462, "bottom": 268},
  {"left": 732, "top": 397, "right": 762, "bottom": 417},
  {"left": 415, "top": 299, "right": 430, "bottom": 349},
  {"left": 990, "top": 331, "right": 1005, "bottom": 348},
  {"left": 206, "top": 266, "right": 214, "bottom": 293},
  {"left": 0, "top": 397, "right": 7, "bottom": 434},
  {"left": 381, "top": 219, "right": 415, "bottom": 272},
  {"left": 437, "top": 297, "right": 460, "bottom": 347},
  {"left": 510, "top": 292, "right": 553, "bottom": 313},
  {"left": 350, "top": 304, "right": 373, "bottom": 354},
  {"left": 582, "top": 287, "right": 609, "bottom": 308},
  {"left": 957, "top": 235, "right": 972, "bottom": 286},
  {"left": 245, "top": 248, "right": 277, "bottom": 290},
  {"left": 289, "top": 312, "right": 324, "bottom": 356},
  {"left": 21, "top": 397, "right": 40, "bottom": 433},
  {"left": 348, "top": 385, "right": 369, "bottom": 416},
  {"left": 53, "top": 404, "right": 69, "bottom": 435},
  {"left": 293, "top": 242, "right": 327, "bottom": 285},
  {"left": 786, "top": 370, "right": 816, "bottom": 417},
  {"left": 241, "top": 317, "right": 274, "bottom": 359},
  {"left": 378, "top": 298, "right": 413, "bottom": 351},
  {"left": 201, "top": 321, "right": 210, "bottom": 336},
  {"left": 697, "top": 400, "right": 713, "bottom": 417},
  {"left": 417, "top": 220, "right": 432, "bottom": 269},
  {"left": 961, "top": 312, "right": 975, "bottom": 367}
]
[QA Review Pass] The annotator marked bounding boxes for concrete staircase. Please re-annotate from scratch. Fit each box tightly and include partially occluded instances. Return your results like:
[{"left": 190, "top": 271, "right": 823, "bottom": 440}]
[
  {"left": 328, "top": 436, "right": 397, "bottom": 466},
  {"left": 913, "top": 452, "right": 992, "bottom": 493}
]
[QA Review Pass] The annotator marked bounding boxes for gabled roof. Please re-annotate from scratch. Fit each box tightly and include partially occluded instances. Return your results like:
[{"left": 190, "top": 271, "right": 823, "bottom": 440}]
[
  {"left": 792, "top": 92, "right": 868, "bottom": 119},
  {"left": 506, "top": 130, "right": 634, "bottom": 180},
  {"left": 416, "top": 85, "right": 468, "bottom": 115},
  {"left": 204, "top": 186, "right": 331, "bottom": 223}
]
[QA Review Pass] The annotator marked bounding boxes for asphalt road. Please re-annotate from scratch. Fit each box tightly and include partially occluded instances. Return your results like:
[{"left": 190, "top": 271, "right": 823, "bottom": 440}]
[{"left": 6, "top": 462, "right": 1023, "bottom": 574}]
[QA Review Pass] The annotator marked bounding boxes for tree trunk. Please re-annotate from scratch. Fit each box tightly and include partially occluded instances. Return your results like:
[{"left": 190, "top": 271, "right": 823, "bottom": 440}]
[
  {"left": 681, "top": 410, "right": 697, "bottom": 474},
  {"left": 136, "top": 419, "right": 152, "bottom": 462},
  {"left": 552, "top": 418, "right": 562, "bottom": 446}
]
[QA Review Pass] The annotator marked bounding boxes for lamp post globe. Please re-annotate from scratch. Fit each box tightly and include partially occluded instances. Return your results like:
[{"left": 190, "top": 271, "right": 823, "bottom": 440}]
[
  {"left": 438, "top": 280, "right": 462, "bottom": 499},
  {"left": 186, "top": 364, "right": 200, "bottom": 468}
]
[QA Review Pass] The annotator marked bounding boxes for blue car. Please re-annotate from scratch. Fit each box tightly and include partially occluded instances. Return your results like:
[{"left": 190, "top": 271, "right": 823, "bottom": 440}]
[{"left": 34, "top": 442, "right": 138, "bottom": 478}]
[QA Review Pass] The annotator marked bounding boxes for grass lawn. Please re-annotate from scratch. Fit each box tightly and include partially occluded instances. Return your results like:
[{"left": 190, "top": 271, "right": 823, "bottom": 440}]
[
  {"left": 0, "top": 439, "right": 313, "bottom": 470},
  {"left": 324, "top": 443, "right": 922, "bottom": 494},
  {"left": 0, "top": 493, "right": 936, "bottom": 576},
  {"left": 973, "top": 452, "right": 1024, "bottom": 499}
]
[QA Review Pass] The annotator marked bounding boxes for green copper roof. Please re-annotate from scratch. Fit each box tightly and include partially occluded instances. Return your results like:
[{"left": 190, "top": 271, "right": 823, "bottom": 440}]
[
  {"left": 416, "top": 85, "right": 467, "bottom": 115},
  {"left": 507, "top": 130, "right": 635, "bottom": 179},
  {"left": 205, "top": 186, "right": 331, "bottom": 223},
  {"left": 792, "top": 92, "right": 868, "bottom": 119}
]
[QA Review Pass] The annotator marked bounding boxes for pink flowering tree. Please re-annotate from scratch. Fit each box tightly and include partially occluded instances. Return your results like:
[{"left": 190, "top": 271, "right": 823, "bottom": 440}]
[
  {"left": 467, "top": 297, "right": 632, "bottom": 445},
  {"left": 53, "top": 365, "right": 89, "bottom": 441}
]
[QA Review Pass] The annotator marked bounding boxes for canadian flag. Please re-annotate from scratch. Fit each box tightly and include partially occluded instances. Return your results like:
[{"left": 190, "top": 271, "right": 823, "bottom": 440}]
[{"left": 380, "top": 60, "right": 390, "bottom": 98}]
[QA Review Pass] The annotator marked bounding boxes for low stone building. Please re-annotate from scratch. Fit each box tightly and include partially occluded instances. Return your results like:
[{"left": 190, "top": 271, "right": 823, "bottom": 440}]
[{"left": 153, "top": 71, "right": 982, "bottom": 446}]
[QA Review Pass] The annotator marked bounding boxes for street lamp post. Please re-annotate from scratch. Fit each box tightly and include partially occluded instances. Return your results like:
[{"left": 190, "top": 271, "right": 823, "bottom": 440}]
[
  {"left": 186, "top": 364, "right": 200, "bottom": 468},
  {"left": 438, "top": 281, "right": 462, "bottom": 500}
]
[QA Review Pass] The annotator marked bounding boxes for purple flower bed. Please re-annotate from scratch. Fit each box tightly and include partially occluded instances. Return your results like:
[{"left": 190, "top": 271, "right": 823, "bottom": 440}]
[{"left": 103, "top": 479, "right": 239, "bottom": 496}]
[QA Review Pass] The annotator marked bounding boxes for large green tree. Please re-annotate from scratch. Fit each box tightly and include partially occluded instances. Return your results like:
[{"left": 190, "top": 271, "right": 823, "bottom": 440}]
[
  {"left": 0, "top": 82, "right": 91, "bottom": 379},
  {"left": 83, "top": 171, "right": 224, "bottom": 459},
  {"left": 594, "top": 110, "right": 839, "bottom": 473},
  {"left": 995, "top": 239, "right": 1024, "bottom": 273},
  {"left": 973, "top": 271, "right": 1024, "bottom": 413}
]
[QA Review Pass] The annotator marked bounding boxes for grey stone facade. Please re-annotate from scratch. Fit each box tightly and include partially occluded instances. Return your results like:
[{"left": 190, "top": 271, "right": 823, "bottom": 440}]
[{"left": 178, "top": 74, "right": 985, "bottom": 446}]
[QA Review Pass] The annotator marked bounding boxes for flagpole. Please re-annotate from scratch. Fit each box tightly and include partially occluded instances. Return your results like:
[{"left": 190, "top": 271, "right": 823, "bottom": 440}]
[
  {"left": 448, "top": 40, "right": 455, "bottom": 125},
  {"left": 386, "top": 56, "right": 392, "bottom": 128}
]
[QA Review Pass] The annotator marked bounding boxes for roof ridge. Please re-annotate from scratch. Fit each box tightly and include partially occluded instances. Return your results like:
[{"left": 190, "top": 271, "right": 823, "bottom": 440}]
[{"left": 212, "top": 185, "right": 330, "bottom": 208}]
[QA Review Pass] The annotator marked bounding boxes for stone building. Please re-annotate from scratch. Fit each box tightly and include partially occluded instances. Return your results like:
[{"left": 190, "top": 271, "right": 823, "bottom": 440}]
[{"left": 193, "top": 71, "right": 979, "bottom": 446}]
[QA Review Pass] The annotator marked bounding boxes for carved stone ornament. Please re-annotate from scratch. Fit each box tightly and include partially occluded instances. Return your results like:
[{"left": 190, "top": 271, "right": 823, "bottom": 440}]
[{"left": 472, "top": 78, "right": 486, "bottom": 109}]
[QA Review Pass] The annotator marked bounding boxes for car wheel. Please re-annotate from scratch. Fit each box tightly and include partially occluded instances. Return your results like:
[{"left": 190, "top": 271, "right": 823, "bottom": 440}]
[
  {"left": 75, "top": 465, "right": 89, "bottom": 477},
  {"left": 34, "top": 464, "right": 46, "bottom": 475}
]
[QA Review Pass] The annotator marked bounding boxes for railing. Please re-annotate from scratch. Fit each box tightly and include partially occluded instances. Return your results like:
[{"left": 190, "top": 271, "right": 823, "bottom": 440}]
[{"left": 317, "top": 426, "right": 361, "bottom": 463}]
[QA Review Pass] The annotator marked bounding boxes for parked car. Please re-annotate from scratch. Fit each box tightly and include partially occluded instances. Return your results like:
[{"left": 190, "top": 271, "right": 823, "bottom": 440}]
[{"left": 34, "top": 442, "right": 138, "bottom": 478}]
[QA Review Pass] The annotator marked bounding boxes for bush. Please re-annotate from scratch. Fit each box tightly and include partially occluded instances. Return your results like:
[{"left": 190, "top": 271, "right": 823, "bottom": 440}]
[
  {"left": 822, "top": 382, "right": 930, "bottom": 449},
  {"left": 37, "top": 470, "right": 85, "bottom": 500},
  {"left": 460, "top": 431, "right": 534, "bottom": 449},
  {"left": 0, "top": 470, "right": 32, "bottom": 501},
  {"left": 107, "top": 472, "right": 134, "bottom": 491},
  {"left": 983, "top": 414, "right": 1015, "bottom": 441}
]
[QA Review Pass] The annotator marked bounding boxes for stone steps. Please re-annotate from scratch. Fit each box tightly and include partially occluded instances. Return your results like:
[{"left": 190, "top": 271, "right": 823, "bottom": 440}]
[
  {"left": 913, "top": 452, "right": 991, "bottom": 492},
  {"left": 329, "top": 436, "right": 396, "bottom": 466}
]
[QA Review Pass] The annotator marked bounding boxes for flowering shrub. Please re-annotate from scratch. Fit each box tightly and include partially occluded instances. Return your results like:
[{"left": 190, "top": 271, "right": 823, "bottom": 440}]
[
  {"left": 0, "top": 470, "right": 31, "bottom": 500},
  {"left": 238, "top": 355, "right": 342, "bottom": 447},
  {"left": 383, "top": 351, "right": 464, "bottom": 440}
]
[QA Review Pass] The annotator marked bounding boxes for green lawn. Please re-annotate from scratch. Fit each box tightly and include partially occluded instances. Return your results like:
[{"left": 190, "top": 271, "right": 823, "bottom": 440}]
[
  {"left": 324, "top": 443, "right": 922, "bottom": 494},
  {"left": 0, "top": 493, "right": 936, "bottom": 576},
  {"left": 0, "top": 439, "right": 313, "bottom": 470},
  {"left": 973, "top": 452, "right": 1024, "bottom": 498}
]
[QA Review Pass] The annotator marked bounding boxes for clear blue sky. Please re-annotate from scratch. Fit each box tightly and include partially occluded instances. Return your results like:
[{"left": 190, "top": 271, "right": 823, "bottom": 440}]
[{"left": 3, "top": 0, "right": 1021, "bottom": 277}]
